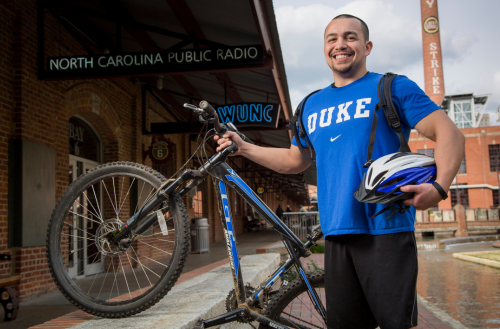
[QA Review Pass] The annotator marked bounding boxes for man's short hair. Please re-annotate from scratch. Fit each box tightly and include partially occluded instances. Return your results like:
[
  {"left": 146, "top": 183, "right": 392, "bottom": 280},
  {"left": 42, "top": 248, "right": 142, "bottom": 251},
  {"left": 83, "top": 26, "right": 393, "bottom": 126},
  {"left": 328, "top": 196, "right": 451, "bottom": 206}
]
[{"left": 332, "top": 14, "right": 369, "bottom": 42}]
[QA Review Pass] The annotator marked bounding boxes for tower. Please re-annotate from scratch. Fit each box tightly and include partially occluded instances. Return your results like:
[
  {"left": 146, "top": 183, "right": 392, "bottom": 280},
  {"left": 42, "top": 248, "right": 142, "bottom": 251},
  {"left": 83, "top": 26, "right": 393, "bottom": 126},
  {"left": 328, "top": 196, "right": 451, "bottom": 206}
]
[{"left": 420, "top": 0, "right": 445, "bottom": 105}]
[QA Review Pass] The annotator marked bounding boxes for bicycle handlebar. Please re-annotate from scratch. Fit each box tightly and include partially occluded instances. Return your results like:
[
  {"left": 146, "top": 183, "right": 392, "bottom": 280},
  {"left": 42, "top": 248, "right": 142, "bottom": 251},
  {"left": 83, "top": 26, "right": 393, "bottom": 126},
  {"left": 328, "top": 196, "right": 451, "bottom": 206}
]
[{"left": 199, "top": 100, "right": 216, "bottom": 116}]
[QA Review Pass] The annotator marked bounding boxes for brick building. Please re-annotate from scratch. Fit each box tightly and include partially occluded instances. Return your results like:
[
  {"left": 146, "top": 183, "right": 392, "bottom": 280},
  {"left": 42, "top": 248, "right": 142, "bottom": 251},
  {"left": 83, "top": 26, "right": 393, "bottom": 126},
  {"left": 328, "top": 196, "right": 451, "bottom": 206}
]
[
  {"left": 409, "top": 117, "right": 500, "bottom": 211},
  {"left": 1, "top": 0, "right": 309, "bottom": 301}
]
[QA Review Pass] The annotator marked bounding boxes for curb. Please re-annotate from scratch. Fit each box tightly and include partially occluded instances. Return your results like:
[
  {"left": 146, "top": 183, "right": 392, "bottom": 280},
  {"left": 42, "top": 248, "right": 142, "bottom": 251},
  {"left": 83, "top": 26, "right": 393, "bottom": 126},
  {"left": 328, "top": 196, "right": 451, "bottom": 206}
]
[
  {"left": 70, "top": 254, "right": 279, "bottom": 329},
  {"left": 452, "top": 252, "right": 500, "bottom": 269},
  {"left": 441, "top": 235, "right": 500, "bottom": 246},
  {"left": 417, "top": 295, "right": 468, "bottom": 329},
  {"left": 29, "top": 254, "right": 280, "bottom": 329}
]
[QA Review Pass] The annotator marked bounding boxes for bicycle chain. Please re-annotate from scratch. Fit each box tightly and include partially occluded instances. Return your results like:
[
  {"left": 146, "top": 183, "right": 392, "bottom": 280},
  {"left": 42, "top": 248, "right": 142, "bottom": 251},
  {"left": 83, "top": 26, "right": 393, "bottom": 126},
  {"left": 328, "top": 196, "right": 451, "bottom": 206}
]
[{"left": 225, "top": 285, "right": 257, "bottom": 323}]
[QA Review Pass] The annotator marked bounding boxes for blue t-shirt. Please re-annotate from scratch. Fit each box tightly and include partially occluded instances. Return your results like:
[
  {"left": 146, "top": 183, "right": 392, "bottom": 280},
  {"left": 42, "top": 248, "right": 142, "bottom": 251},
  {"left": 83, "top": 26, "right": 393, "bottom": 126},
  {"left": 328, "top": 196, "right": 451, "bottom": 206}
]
[{"left": 292, "top": 72, "right": 439, "bottom": 236}]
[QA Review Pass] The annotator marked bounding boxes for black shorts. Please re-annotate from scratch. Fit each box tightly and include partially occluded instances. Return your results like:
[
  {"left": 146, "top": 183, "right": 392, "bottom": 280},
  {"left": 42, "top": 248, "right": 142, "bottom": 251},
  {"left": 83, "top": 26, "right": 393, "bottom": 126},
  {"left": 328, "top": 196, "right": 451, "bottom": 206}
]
[{"left": 324, "top": 231, "right": 418, "bottom": 329}]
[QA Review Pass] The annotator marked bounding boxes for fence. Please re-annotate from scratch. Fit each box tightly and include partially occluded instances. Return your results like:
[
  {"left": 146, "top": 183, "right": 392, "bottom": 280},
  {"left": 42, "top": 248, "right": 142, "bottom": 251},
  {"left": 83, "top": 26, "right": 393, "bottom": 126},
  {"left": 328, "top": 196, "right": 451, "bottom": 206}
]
[
  {"left": 416, "top": 207, "right": 500, "bottom": 222},
  {"left": 282, "top": 212, "right": 319, "bottom": 241}
]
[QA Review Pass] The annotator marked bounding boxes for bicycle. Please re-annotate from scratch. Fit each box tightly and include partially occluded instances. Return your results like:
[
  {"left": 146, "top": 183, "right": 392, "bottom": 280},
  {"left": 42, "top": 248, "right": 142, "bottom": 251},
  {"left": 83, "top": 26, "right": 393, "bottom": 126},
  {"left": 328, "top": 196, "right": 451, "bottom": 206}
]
[{"left": 46, "top": 100, "right": 327, "bottom": 328}]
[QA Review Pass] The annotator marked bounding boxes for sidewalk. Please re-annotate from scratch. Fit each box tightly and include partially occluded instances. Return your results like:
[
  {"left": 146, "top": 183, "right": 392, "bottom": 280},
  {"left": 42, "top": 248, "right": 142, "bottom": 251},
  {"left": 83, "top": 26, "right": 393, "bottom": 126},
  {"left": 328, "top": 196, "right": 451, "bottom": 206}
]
[
  {"left": 5, "top": 230, "right": 466, "bottom": 329},
  {"left": 1, "top": 229, "right": 281, "bottom": 329}
]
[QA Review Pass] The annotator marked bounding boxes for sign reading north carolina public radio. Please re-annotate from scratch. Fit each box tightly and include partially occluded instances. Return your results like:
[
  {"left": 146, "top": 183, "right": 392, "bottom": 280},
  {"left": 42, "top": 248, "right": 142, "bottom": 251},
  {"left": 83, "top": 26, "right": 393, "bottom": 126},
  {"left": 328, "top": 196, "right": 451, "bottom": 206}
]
[
  {"left": 217, "top": 103, "right": 281, "bottom": 128},
  {"left": 44, "top": 45, "right": 264, "bottom": 79}
]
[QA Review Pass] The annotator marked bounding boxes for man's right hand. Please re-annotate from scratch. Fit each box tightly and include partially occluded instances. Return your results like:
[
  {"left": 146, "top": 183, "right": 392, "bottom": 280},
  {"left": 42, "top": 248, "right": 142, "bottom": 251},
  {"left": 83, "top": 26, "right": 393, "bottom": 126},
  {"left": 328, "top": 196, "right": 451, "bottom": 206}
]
[
  {"left": 214, "top": 131, "right": 245, "bottom": 156},
  {"left": 213, "top": 131, "right": 311, "bottom": 175}
]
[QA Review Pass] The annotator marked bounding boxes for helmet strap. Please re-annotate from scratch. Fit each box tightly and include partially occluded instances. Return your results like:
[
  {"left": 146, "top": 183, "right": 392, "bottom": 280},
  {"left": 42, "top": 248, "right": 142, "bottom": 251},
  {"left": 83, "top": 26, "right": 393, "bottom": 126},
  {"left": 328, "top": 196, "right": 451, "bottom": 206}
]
[{"left": 372, "top": 201, "right": 410, "bottom": 219}]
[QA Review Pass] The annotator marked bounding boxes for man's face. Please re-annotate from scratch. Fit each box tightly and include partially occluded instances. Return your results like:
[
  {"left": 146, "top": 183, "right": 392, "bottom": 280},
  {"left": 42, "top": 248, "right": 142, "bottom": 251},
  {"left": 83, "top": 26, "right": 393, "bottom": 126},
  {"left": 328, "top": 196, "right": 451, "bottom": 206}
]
[{"left": 324, "top": 18, "right": 372, "bottom": 76}]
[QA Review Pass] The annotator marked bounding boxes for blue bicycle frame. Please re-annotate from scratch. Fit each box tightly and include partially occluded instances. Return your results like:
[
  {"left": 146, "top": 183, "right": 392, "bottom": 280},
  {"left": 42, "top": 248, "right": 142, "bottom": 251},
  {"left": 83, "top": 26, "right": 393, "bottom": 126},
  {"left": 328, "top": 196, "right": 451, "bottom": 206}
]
[{"left": 112, "top": 137, "right": 325, "bottom": 328}]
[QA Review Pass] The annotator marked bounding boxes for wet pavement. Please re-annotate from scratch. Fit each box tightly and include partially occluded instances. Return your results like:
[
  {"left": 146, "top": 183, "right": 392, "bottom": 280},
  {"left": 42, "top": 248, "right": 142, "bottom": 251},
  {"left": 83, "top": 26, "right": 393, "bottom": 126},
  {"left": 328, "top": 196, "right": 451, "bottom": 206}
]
[{"left": 418, "top": 237, "right": 500, "bottom": 328}]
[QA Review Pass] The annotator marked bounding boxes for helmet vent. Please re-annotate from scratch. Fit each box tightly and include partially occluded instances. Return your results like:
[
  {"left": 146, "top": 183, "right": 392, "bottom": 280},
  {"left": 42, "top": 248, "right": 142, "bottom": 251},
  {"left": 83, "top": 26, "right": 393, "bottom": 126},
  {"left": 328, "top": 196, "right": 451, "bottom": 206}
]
[
  {"left": 372, "top": 171, "right": 388, "bottom": 186},
  {"left": 381, "top": 177, "right": 406, "bottom": 188},
  {"left": 367, "top": 167, "right": 373, "bottom": 183}
]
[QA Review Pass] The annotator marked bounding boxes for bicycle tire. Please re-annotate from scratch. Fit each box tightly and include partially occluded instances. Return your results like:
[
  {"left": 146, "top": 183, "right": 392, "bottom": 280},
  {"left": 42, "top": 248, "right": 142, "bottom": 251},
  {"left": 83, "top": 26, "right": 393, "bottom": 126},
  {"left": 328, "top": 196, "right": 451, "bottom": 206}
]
[
  {"left": 46, "top": 161, "right": 190, "bottom": 318},
  {"left": 261, "top": 270, "right": 326, "bottom": 329}
]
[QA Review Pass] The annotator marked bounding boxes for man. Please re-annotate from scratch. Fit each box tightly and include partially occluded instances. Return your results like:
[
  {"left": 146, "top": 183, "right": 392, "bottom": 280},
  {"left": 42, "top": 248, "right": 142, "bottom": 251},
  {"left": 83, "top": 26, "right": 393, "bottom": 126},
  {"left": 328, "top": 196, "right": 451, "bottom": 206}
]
[
  {"left": 276, "top": 204, "right": 284, "bottom": 219},
  {"left": 215, "top": 14, "right": 464, "bottom": 329}
]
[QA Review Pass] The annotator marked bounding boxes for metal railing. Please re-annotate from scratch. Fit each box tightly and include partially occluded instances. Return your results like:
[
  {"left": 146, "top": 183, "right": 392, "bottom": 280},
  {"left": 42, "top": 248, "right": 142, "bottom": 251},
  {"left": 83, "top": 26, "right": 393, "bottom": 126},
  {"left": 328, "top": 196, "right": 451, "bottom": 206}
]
[
  {"left": 416, "top": 207, "right": 500, "bottom": 222},
  {"left": 282, "top": 212, "right": 319, "bottom": 241}
]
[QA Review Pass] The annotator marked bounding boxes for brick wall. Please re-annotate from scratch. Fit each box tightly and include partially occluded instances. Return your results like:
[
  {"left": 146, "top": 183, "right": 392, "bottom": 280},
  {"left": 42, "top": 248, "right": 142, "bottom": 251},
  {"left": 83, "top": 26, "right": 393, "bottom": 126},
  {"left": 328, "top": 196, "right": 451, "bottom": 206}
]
[
  {"left": 1, "top": 0, "right": 299, "bottom": 300},
  {"left": 0, "top": 1, "right": 180, "bottom": 299},
  {"left": 409, "top": 125, "right": 500, "bottom": 209}
]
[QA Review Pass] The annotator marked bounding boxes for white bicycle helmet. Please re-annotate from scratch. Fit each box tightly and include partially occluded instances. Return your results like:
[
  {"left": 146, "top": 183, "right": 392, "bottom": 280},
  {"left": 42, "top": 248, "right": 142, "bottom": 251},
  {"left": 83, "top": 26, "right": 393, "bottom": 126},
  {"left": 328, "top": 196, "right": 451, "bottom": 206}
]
[{"left": 354, "top": 152, "right": 437, "bottom": 206}]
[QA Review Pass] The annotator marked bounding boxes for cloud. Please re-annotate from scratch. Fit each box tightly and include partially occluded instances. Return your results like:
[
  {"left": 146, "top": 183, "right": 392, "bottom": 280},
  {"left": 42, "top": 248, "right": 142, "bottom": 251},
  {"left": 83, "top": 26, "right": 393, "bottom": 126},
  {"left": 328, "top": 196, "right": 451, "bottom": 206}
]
[
  {"left": 276, "top": 1, "right": 425, "bottom": 108},
  {"left": 275, "top": 0, "right": 483, "bottom": 111}
]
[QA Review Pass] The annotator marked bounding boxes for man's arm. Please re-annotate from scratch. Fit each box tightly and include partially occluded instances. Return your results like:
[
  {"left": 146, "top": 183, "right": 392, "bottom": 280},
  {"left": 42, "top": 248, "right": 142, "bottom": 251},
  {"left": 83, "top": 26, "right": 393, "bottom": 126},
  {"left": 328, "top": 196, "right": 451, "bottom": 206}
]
[
  {"left": 214, "top": 132, "right": 311, "bottom": 174},
  {"left": 400, "top": 110, "right": 465, "bottom": 209}
]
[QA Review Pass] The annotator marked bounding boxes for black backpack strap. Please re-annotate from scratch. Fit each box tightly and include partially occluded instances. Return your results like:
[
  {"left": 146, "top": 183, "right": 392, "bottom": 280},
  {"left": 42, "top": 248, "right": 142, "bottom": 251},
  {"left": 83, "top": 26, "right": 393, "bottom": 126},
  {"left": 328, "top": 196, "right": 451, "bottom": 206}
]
[
  {"left": 364, "top": 73, "right": 411, "bottom": 167},
  {"left": 287, "top": 89, "right": 321, "bottom": 166},
  {"left": 380, "top": 73, "right": 411, "bottom": 154}
]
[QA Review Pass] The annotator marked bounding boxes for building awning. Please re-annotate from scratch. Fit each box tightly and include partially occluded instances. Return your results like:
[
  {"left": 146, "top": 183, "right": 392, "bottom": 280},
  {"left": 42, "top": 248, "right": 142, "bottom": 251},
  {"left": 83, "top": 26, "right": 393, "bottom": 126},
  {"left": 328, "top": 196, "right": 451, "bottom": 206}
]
[{"left": 39, "top": 0, "right": 314, "bottom": 202}]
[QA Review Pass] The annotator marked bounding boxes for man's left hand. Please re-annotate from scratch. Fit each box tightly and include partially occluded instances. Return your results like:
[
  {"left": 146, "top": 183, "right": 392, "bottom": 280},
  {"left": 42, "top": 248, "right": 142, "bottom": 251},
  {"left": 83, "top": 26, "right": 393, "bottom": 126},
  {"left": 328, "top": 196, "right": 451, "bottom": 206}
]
[{"left": 400, "top": 184, "right": 443, "bottom": 210}]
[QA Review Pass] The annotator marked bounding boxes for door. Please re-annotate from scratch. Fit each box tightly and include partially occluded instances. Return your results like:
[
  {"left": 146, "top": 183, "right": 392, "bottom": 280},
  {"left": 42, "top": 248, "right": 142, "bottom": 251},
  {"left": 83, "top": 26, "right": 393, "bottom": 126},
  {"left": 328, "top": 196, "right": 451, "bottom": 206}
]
[{"left": 68, "top": 155, "right": 102, "bottom": 278}]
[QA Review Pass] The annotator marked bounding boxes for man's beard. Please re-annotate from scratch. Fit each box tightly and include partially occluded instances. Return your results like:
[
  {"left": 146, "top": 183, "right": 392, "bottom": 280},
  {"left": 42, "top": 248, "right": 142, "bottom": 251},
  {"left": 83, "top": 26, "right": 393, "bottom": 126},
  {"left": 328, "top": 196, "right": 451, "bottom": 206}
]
[
  {"left": 331, "top": 61, "right": 353, "bottom": 74},
  {"left": 329, "top": 51, "right": 355, "bottom": 74}
]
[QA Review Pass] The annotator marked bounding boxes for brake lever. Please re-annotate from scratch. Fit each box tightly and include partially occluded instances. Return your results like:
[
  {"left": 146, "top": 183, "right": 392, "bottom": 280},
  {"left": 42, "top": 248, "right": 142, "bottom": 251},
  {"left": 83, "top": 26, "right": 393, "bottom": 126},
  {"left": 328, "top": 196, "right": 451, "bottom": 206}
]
[
  {"left": 183, "top": 103, "right": 204, "bottom": 114},
  {"left": 226, "top": 122, "right": 254, "bottom": 145}
]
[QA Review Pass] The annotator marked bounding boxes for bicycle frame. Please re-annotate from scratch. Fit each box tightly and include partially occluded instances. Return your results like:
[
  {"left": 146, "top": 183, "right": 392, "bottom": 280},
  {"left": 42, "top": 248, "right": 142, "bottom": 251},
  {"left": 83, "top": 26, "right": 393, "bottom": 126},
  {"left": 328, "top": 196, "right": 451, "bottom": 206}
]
[{"left": 112, "top": 143, "right": 326, "bottom": 328}]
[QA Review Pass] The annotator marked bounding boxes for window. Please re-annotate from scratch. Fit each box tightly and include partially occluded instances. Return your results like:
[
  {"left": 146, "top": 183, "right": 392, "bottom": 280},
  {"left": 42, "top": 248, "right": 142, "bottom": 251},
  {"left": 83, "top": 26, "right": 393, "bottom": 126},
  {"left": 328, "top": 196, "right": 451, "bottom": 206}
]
[
  {"left": 69, "top": 117, "right": 101, "bottom": 162},
  {"left": 489, "top": 145, "right": 500, "bottom": 172},
  {"left": 193, "top": 189, "right": 203, "bottom": 217},
  {"left": 458, "top": 154, "right": 467, "bottom": 174},
  {"left": 450, "top": 184, "right": 469, "bottom": 207},
  {"left": 493, "top": 190, "right": 499, "bottom": 208},
  {"left": 453, "top": 100, "right": 473, "bottom": 128},
  {"left": 417, "top": 149, "right": 434, "bottom": 157}
]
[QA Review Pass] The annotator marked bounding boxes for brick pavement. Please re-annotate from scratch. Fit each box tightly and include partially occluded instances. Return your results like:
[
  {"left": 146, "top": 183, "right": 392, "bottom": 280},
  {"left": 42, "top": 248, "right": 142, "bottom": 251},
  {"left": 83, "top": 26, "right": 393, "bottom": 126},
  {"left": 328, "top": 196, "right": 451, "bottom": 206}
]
[
  {"left": 28, "top": 258, "right": 232, "bottom": 329},
  {"left": 29, "top": 253, "right": 456, "bottom": 329}
]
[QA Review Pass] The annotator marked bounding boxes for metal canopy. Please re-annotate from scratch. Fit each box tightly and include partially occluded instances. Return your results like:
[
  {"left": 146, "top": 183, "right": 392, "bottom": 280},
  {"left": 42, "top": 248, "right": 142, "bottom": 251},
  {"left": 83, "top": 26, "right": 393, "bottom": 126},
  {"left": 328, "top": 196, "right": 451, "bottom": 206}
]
[
  {"left": 38, "top": 0, "right": 314, "bottom": 202},
  {"left": 39, "top": 0, "right": 291, "bottom": 125}
]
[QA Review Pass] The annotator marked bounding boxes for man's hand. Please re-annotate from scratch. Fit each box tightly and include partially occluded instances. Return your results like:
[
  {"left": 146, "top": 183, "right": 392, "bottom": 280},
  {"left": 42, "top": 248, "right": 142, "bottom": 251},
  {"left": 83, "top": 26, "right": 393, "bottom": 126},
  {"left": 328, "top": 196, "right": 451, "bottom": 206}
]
[
  {"left": 214, "top": 131, "right": 245, "bottom": 155},
  {"left": 400, "top": 184, "right": 443, "bottom": 210}
]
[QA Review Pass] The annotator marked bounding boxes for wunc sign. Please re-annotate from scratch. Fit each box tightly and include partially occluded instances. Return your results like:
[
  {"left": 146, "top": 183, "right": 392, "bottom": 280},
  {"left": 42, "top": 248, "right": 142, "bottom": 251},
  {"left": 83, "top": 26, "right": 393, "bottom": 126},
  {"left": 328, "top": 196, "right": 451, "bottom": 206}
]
[
  {"left": 217, "top": 103, "right": 280, "bottom": 128},
  {"left": 44, "top": 45, "right": 264, "bottom": 79}
]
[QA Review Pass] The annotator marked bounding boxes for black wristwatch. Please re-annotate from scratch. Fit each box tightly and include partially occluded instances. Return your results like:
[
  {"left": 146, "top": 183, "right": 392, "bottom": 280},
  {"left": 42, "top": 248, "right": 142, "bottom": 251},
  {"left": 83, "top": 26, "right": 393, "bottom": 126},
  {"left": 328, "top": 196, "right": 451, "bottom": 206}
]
[{"left": 432, "top": 182, "right": 448, "bottom": 200}]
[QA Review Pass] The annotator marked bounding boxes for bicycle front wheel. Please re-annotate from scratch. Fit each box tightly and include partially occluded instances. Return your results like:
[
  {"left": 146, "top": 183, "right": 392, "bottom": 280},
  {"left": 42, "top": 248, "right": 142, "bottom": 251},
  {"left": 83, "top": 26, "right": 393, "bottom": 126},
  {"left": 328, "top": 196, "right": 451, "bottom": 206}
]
[
  {"left": 46, "top": 162, "right": 190, "bottom": 318},
  {"left": 262, "top": 271, "right": 326, "bottom": 329}
]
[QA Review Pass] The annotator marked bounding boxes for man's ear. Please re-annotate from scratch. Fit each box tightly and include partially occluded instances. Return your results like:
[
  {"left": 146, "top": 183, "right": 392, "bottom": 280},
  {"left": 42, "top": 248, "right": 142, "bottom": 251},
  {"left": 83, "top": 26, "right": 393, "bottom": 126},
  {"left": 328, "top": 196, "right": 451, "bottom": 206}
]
[{"left": 365, "top": 41, "right": 373, "bottom": 56}]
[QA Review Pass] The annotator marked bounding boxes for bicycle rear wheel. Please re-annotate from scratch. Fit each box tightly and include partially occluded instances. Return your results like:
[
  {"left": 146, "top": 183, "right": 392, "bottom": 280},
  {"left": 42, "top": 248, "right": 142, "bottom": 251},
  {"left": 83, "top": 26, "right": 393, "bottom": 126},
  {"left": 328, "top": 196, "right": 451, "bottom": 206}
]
[
  {"left": 46, "top": 162, "right": 189, "bottom": 318},
  {"left": 261, "top": 271, "right": 326, "bottom": 329}
]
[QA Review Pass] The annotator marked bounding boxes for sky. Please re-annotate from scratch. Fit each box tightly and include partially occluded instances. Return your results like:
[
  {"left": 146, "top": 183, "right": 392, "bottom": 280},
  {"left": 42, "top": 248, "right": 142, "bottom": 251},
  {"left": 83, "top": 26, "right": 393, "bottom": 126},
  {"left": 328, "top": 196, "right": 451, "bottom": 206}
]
[{"left": 272, "top": 0, "right": 500, "bottom": 124}]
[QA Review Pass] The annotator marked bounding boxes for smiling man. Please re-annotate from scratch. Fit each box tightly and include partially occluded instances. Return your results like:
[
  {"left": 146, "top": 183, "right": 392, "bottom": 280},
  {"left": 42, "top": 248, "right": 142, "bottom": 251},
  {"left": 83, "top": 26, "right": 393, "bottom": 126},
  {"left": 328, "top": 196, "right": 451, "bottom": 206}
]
[{"left": 215, "top": 14, "right": 464, "bottom": 329}]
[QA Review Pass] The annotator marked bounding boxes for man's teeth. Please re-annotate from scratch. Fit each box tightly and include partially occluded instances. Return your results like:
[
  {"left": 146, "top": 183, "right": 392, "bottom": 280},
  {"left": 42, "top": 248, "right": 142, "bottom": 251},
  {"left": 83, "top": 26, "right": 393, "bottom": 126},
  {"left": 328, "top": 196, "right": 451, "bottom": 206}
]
[{"left": 336, "top": 54, "right": 350, "bottom": 59}]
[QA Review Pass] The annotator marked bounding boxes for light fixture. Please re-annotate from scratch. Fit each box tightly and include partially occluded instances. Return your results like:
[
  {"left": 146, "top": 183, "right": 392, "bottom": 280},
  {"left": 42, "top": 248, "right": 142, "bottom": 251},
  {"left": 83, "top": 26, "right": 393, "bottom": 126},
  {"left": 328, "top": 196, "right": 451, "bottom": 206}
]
[{"left": 157, "top": 76, "right": 164, "bottom": 90}]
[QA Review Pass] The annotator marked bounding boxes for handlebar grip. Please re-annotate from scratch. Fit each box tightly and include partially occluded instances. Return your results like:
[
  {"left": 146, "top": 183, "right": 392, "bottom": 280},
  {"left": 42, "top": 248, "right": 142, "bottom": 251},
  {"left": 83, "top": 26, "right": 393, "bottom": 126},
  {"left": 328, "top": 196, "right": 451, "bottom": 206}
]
[{"left": 199, "top": 101, "right": 216, "bottom": 116}]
